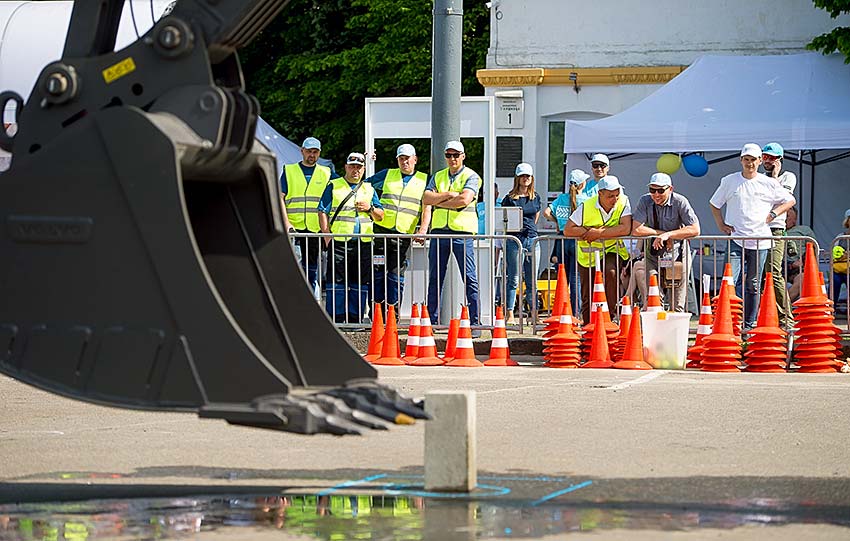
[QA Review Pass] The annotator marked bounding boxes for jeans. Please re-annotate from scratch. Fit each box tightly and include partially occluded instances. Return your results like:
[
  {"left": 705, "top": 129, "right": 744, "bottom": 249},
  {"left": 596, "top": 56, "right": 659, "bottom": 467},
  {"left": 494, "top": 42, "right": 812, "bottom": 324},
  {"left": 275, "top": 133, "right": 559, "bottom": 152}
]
[
  {"left": 834, "top": 271, "right": 848, "bottom": 312},
  {"left": 324, "top": 239, "right": 371, "bottom": 323},
  {"left": 767, "top": 229, "right": 792, "bottom": 327},
  {"left": 550, "top": 239, "right": 581, "bottom": 317},
  {"left": 372, "top": 230, "right": 411, "bottom": 308},
  {"left": 505, "top": 235, "right": 535, "bottom": 313},
  {"left": 293, "top": 232, "right": 321, "bottom": 296},
  {"left": 427, "top": 235, "right": 480, "bottom": 325},
  {"left": 727, "top": 243, "right": 768, "bottom": 329}
]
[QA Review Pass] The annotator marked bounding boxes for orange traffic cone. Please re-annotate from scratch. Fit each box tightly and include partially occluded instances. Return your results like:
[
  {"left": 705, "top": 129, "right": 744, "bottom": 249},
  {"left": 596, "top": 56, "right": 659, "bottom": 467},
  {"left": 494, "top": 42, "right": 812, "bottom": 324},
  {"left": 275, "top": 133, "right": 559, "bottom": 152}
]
[
  {"left": 700, "top": 277, "right": 742, "bottom": 372},
  {"left": 582, "top": 308, "right": 614, "bottom": 368},
  {"left": 743, "top": 273, "right": 788, "bottom": 372},
  {"left": 403, "top": 303, "right": 421, "bottom": 361},
  {"left": 442, "top": 317, "right": 460, "bottom": 362},
  {"left": 543, "top": 264, "right": 568, "bottom": 330},
  {"left": 408, "top": 305, "right": 444, "bottom": 366},
  {"left": 484, "top": 306, "right": 518, "bottom": 366},
  {"left": 543, "top": 302, "right": 582, "bottom": 368},
  {"left": 364, "top": 302, "right": 385, "bottom": 363},
  {"left": 445, "top": 305, "right": 483, "bottom": 367},
  {"left": 613, "top": 296, "right": 633, "bottom": 363},
  {"left": 581, "top": 270, "right": 619, "bottom": 360},
  {"left": 791, "top": 243, "right": 840, "bottom": 372},
  {"left": 712, "top": 264, "right": 743, "bottom": 336},
  {"left": 644, "top": 273, "right": 663, "bottom": 313},
  {"left": 372, "top": 304, "right": 404, "bottom": 365},
  {"left": 686, "top": 275, "right": 713, "bottom": 369},
  {"left": 613, "top": 305, "right": 652, "bottom": 370}
]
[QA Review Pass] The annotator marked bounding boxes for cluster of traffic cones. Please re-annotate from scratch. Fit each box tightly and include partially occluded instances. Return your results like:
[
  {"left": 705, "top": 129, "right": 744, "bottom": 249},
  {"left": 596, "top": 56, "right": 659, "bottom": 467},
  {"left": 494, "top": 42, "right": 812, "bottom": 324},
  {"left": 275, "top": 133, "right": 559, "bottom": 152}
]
[
  {"left": 542, "top": 265, "right": 573, "bottom": 338},
  {"left": 365, "top": 301, "right": 516, "bottom": 368},
  {"left": 612, "top": 296, "right": 633, "bottom": 363},
  {"left": 792, "top": 243, "right": 842, "bottom": 372},
  {"left": 743, "top": 272, "right": 788, "bottom": 372},
  {"left": 612, "top": 305, "right": 652, "bottom": 370}
]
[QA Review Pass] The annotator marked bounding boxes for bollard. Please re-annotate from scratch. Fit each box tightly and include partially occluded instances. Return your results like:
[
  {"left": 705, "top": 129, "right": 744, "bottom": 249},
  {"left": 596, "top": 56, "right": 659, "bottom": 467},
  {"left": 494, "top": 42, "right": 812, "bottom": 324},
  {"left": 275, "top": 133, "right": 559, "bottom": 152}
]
[{"left": 424, "top": 391, "right": 476, "bottom": 492}]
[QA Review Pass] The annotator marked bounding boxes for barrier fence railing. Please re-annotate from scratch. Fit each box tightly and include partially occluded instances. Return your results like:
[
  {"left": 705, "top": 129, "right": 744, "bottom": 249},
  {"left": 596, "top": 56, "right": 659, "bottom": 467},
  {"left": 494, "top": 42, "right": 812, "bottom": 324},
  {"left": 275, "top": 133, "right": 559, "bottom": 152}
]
[
  {"left": 529, "top": 234, "right": 820, "bottom": 335},
  {"left": 288, "top": 232, "right": 523, "bottom": 332},
  {"left": 831, "top": 235, "right": 850, "bottom": 336},
  {"left": 287, "top": 232, "right": 825, "bottom": 338}
]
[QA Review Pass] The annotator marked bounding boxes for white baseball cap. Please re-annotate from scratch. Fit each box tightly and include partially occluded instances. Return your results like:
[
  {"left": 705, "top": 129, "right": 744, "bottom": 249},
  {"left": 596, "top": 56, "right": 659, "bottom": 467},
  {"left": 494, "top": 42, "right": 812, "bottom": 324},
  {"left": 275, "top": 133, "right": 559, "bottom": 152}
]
[
  {"left": 302, "top": 137, "right": 321, "bottom": 150},
  {"left": 515, "top": 162, "right": 533, "bottom": 176},
  {"left": 346, "top": 152, "right": 366, "bottom": 165},
  {"left": 648, "top": 172, "right": 672, "bottom": 187},
  {"left": 740, "top": 143, "right": 762, "bottom": 158},
  {"left": 568, "top": 169, "right": 591, "bottom": 185},
  {"left": 445, "top": 140, "right": 464, "bottom": 153},
  {"left": 590, "top": 153, "right": 610, "bottom": 166},
  {"left": 396, "top": 143, "right": 416, "bottom": 158},
  {"left": 597, "top": 175, "right": 622, "bottom": 191},
  {"left": 845, "top": 208, "right": 850, "bottom": 219}
]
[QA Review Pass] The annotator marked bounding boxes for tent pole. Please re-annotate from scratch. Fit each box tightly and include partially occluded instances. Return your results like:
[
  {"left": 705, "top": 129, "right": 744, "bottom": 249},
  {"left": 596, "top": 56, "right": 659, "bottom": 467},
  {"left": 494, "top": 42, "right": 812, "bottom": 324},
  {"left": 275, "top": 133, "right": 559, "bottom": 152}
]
[
  {"left": 798, "top": 150, "right": 804, "bottom": 223},
  {"left": 809, "top": 150, "right": 816, "bottom": 227}
]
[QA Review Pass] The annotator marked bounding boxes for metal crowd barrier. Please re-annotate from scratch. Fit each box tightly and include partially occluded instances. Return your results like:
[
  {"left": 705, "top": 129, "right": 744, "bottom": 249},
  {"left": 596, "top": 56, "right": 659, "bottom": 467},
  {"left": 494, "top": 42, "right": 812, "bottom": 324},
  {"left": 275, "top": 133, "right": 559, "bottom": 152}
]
[
  {"left": 288, "top": 231, "right": 523, "bottom": 332},
  {"left": 528, "top": 234, "right": 819, "bottom": 335},
  {"left": 287, "top": 231, "right": 823, "bottom": 338}
]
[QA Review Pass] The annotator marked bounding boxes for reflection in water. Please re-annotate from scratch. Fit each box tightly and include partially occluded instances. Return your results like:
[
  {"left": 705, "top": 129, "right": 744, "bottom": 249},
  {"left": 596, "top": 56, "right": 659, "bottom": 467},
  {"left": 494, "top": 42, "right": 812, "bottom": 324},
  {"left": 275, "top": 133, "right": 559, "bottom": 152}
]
[{"left": 1, "top": 493, "right": 849, "bottom": 540}]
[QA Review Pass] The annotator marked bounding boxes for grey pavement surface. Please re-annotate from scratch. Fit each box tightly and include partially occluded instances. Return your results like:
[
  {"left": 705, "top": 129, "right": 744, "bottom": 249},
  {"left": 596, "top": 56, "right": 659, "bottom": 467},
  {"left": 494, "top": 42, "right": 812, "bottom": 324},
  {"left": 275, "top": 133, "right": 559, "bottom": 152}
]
[{"left": 2, "top": 366, "right": 850, "bottom": 539}]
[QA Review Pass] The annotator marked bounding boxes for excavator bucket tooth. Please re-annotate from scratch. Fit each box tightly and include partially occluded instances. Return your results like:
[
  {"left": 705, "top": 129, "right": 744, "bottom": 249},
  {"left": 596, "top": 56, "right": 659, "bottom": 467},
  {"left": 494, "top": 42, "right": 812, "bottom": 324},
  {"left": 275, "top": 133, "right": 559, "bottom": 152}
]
[{"left": 343, "top": 380, "right": 432, "bottom": 420}]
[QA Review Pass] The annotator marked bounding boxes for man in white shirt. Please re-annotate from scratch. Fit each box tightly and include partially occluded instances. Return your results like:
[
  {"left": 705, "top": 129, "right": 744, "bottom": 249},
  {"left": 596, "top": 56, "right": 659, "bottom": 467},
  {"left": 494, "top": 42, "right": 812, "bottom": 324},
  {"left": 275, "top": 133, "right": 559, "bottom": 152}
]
[
  {"left": 709, "top": 143, "right": 796, "bottom": 330},
  {"left": 761, "top": 142, "right": 797, "bottom": 329}
]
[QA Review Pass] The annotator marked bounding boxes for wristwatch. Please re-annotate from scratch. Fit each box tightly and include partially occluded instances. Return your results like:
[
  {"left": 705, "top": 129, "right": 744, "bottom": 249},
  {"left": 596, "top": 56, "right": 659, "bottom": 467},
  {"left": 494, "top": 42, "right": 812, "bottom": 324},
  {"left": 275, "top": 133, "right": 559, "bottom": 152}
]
[{"left": 768, "top": 210, "right": 778, "bottom": 219}]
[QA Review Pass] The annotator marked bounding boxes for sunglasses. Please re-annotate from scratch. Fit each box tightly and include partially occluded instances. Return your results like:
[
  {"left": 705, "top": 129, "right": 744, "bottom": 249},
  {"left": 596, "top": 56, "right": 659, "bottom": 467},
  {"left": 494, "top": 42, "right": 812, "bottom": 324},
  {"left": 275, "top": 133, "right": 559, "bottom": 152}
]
[
  {"left": 445, "top": 152, "right": 462, "bottom": 158},
  {"left": 648, "top": 186, "right": 669, "bottom": 194},
  {"left": 591, "top": 163, "right": 608, "bottom": 169}
]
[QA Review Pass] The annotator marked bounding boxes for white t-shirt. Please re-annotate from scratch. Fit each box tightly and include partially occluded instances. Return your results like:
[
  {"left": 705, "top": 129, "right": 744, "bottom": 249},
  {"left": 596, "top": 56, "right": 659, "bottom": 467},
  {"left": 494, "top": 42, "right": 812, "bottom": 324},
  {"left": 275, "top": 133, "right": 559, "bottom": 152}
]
[
  {"left": 709, "top": 172, "right": 794, "bottom": 250},
  {"left": 568, "top": 196, "right": 632, "bottom": 226},
  {"left": 766, "top": 170, "right": 797, "bottom": 229}
]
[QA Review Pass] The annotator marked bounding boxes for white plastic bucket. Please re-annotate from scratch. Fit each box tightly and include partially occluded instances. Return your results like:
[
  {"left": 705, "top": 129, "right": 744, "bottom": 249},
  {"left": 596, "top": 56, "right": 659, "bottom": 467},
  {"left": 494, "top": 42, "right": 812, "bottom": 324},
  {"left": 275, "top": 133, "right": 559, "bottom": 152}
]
[{"left": 639, "top": 312, "right": 692, "bottom": 369}]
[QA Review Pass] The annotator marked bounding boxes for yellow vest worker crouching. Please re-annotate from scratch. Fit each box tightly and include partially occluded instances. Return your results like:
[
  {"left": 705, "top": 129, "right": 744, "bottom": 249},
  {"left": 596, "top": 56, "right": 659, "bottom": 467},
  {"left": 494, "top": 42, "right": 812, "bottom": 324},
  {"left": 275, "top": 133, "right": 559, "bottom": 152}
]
[{"left": 562, "top": 175, "right": 632, "bottom": 324}]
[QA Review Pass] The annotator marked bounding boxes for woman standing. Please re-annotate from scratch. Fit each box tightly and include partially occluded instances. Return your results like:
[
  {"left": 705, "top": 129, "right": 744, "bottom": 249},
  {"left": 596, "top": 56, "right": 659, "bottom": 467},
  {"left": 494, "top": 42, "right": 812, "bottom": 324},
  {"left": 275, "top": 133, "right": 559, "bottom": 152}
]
[
  {"left": 833, "top": 209, "right": 850, "bottom": 314},
  {"left": 544, "top": 169, "right": 590, "bottom": 317},
  {"left": 502, "top": 163, "right": 542, "bottom": 323}
]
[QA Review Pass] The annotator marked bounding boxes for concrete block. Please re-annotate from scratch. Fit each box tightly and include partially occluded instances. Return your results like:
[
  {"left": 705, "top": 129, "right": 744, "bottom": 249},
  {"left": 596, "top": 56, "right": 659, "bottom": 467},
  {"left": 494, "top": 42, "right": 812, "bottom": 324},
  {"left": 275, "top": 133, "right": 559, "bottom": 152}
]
[{"left": 424, "top": 390, "right": 476, "bottom": 492}]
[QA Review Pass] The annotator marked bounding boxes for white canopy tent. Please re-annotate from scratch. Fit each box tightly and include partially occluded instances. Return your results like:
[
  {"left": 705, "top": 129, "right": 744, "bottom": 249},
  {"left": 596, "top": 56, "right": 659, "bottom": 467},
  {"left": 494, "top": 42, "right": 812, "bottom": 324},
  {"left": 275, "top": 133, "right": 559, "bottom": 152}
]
[{"left": 562, "top": 53, "right": 850, "bottom": 249}]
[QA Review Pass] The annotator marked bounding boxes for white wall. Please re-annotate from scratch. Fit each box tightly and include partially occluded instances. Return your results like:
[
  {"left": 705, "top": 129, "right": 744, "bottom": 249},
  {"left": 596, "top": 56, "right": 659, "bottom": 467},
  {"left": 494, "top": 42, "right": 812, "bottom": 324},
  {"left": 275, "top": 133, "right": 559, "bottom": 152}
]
[{"left": 487, "top": 0, "right": 850, "bottom": 68}]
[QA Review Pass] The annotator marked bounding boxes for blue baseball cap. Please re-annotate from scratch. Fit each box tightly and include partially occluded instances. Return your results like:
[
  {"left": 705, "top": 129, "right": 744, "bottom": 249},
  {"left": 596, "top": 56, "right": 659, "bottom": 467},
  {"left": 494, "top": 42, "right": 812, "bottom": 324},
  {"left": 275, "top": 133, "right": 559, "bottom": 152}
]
[
  {"left": 301, "top": 137, "right": 321, "bottom": 150},
  {"left": 762, "top": 142, "right": 784, "bottom": 157}
]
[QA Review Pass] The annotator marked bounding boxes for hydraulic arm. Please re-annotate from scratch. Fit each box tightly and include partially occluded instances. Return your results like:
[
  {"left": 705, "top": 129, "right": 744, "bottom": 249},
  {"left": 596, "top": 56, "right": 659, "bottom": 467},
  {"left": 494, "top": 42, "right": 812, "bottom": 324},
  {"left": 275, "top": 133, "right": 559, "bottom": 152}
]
[{"left": 0, "top": 0, "right": 426, "bottom": 435}]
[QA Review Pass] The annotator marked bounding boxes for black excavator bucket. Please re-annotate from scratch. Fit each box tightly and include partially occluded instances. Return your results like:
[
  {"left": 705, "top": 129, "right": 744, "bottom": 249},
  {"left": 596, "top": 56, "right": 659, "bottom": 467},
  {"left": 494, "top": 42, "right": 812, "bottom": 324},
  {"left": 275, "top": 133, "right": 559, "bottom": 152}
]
[{"left": 0, "top": 0, "right": 426, "bottom": 434}]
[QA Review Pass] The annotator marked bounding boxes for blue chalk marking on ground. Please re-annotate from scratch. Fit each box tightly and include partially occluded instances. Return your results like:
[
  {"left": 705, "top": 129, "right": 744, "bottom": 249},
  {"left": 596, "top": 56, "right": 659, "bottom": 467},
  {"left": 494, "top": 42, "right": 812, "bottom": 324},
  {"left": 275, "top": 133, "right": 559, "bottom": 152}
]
[
  {"left": 529, "top": 480, "right": 594, "bottom": 506},
  {"left": 317, "top": 473, "right": 388, "bottom": 496}
]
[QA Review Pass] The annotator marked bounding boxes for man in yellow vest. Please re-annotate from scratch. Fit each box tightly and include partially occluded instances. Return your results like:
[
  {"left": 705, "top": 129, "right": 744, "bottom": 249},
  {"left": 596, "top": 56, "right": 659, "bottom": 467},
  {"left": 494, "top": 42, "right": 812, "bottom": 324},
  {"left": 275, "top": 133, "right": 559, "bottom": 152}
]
[
  {"left": 423, "top": 140, "right": 482, "bottom": 335},
  {"left": 562, "top": 175, "right": 632, "bottom": 323},
  {"left": 280, "top": 136, "right": 336, "bottom": 294},
  {"left": 366, "top": 143, "right": 432, "bottom": 314},
  {"left": 318, "top": 152, "right": 384, "bottom": 323}
]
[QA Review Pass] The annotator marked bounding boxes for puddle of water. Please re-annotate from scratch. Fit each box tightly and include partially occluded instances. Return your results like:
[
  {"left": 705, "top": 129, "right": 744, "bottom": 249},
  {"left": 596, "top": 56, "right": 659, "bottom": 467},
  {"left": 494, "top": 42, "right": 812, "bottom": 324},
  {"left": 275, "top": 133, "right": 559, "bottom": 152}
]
[{"left": 1, "top": 493, "right": 849, "bottom": 540}]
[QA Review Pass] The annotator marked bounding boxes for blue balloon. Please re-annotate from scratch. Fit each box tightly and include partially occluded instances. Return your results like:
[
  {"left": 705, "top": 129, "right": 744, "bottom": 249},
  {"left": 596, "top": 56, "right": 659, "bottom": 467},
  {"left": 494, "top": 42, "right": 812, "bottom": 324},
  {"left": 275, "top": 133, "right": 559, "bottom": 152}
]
[{"left": 682, "top": 154, "right": 709, "bottom": 177}]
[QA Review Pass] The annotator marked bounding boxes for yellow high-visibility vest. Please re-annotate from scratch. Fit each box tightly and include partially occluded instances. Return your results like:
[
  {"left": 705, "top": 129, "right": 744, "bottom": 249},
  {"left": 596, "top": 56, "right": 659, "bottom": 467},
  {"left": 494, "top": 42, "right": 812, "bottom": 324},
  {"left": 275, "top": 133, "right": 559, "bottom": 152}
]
[
  {"left": 284, "top": 162, "right": 331, "bottom": 232},
  {"left": 430, "top": 167, "right": 478, "bottom": 233},
  {"left": 328, "top": 177, "right": 375, "bottom": 242},
  {"left": 576, "top": 195, "right": 629, "bottom": 268},
  {"left": 374, "top": 169, "right": 427, "bottom": 234}
]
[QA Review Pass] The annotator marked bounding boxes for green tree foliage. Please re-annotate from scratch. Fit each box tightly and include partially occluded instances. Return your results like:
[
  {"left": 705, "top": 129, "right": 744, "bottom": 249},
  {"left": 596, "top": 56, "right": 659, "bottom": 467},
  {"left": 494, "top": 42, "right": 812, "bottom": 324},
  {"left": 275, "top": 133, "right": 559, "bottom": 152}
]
[
  {"left": 241, "top": 1, "right": 489, "bottom": 170},
  {"left": 807, "top": 0, "right": 850, "bottom": 63}
]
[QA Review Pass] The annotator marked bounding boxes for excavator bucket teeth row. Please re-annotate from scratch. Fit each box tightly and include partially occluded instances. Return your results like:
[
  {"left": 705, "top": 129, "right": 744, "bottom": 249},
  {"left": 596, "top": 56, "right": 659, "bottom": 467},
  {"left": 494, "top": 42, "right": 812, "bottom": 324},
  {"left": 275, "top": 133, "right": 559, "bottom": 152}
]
[{"left": 199, "top": 383, "right": 428, "bottom": 435}]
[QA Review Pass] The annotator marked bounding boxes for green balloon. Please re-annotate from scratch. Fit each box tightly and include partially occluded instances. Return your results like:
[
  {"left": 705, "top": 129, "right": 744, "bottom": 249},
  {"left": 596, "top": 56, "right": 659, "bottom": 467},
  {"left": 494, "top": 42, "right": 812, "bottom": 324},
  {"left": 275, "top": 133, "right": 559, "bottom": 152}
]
[{"left": 656, "top": 153, "right": 681, "bottom": 174}]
